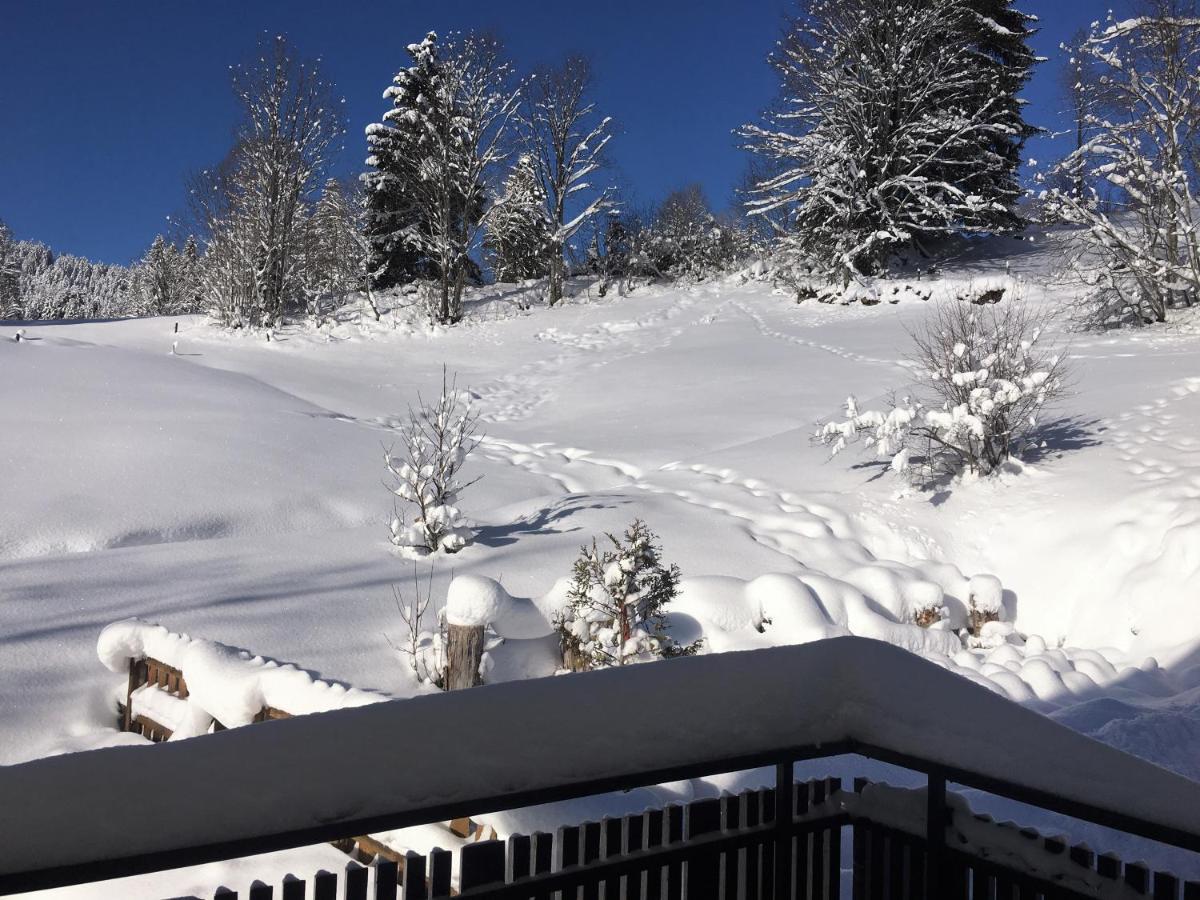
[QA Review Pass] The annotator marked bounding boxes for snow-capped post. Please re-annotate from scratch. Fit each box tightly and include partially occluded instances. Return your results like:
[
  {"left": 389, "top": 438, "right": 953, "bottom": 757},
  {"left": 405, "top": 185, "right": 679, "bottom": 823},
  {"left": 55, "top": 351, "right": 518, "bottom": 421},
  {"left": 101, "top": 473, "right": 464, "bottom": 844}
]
[{"left": 386, "top": 368, "right": 482, "bottom": 555}]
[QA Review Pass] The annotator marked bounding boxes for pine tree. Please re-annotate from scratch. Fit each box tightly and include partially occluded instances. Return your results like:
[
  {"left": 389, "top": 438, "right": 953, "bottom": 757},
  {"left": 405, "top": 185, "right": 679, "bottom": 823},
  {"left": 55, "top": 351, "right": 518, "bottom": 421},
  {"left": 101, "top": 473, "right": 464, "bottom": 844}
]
[
  {"left": 140, "top": 235, "right": 180, "bottom": 315},
  {"left": 953, "top": 0, "right": 1039, "bottom": 232},
  {"left": 362, "top": 33, "right": 444, "bottom": 290},
  {"left": 305, "top": 178, "right": 364, "bottom": 315},
  {"left": 554, "top": 520, "right": 699, "bottom": 671},
  {"left": 364, "top": 32, "right": 517, "bottom": 323},
  {"left": 0, "top": 220, "right": 20, "bottom": 320},
  {"left": 485, "top": 154, "right": 551, "bottom": 282}
]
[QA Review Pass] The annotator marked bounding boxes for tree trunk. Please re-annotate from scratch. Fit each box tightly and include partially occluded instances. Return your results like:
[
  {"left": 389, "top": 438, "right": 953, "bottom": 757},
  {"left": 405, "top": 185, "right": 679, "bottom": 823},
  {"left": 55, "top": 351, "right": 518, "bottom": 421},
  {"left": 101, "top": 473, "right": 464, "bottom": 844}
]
[
  {"left": 446, "top": 624, "right": 485, "bottom": 690},
  {"left": 549, "top": 244, "right": 564, "bottom": 305}
]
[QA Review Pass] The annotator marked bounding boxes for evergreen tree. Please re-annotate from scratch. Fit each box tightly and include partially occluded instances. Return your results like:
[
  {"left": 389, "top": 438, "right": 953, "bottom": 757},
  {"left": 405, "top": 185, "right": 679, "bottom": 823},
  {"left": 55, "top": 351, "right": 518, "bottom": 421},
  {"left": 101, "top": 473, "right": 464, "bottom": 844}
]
[
  {"left": 140, "top": 235, "right": 180, "bottom": 315},
  {"left": 953, "top": 0, "right": 1039, "bottom": 231},
  {"left": 362, "top": 33, "right": 443, "bottom": 290},
  {"left": 304, "top": 178, "right": 365, "bottom": 317},
  {"left": 485, "top": 154, "right": 551, "bottom": 282},
  {"left": 0, "top": 220, "right": 19, "bottom": 320},
  {"left": 742, "top": 0, "right": 1032, "bottom": 282}
]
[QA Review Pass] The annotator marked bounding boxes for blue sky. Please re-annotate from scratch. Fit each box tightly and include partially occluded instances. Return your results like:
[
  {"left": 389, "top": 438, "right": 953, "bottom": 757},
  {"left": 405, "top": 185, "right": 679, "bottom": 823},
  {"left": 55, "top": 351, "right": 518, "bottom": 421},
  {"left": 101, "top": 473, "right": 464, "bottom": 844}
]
[{"left": 0, "top": 1, "right": 1122, "bottom": 265}]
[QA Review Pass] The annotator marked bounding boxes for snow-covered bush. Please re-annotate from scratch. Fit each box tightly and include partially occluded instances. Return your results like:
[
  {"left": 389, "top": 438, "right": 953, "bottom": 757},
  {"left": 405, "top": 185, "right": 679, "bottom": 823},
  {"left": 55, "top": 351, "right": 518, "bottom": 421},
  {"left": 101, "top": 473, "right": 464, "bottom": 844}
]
[
  {"left": 967, "top": 573, "right": 1004, "bottom": 635},
  {"left": 554, "top": 520, "right": 700, "bottom": 670},
  {"left": 818, "top": 301, "right": 1068, "bottom": 480},
  {"left": 386, "top": 369, "right": 481, "bottom": 554}
]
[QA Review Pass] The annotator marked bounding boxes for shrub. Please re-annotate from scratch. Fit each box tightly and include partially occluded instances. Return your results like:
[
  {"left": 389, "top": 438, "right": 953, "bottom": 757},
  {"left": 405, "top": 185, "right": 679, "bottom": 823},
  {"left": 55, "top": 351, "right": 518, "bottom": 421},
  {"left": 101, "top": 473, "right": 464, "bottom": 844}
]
[
  {"left": 386, "top": 368, "right": 481, "bottom": 554},
  {"left": 555, "top": 520, "right": 700, "bottom": 670},
  {"left": 819, "top": 300, "right": 1068, "bottom": 481}
]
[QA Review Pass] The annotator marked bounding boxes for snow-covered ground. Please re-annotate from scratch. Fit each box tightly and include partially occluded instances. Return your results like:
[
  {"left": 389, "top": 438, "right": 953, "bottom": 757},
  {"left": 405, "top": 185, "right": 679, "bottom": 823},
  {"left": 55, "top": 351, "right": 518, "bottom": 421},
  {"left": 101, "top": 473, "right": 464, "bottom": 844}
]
[{"left": 3, "top": 229, "right": 1200, "bottom": 893}]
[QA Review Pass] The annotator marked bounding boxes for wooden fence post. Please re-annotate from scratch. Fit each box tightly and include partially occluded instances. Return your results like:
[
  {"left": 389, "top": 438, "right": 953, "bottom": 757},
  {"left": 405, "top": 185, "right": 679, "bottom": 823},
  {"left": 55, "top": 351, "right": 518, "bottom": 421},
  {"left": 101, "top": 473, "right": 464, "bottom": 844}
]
[
  {"left": 926, "top": 772, "right": 947, "bottom": 898},
  {"left": 446, "top": 624, "right": 485, "bottom": 690},
  {"left": 774, "top": 761, "right": 794, "bottom": 900}
]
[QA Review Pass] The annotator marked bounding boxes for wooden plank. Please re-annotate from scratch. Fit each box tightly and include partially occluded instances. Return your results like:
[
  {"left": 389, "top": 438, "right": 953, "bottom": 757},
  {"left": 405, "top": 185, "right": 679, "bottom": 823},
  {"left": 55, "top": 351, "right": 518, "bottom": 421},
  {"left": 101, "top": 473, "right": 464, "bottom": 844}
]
[
  {"left": 1097, "top": 852, "right": 1122, "bottom": 881},
  {"left": 1126, "top": 862, "right": 1150, "bottom": 895},
  {"left": 281, "top": 875, "right": 305, "bottom": 900},
  {"left": 313, "top": 869, "right": 338, "bottom": 900},
  {"left": 582, "top": 820, "right": 602, "bottom": 900},
  {"left": 1184, "top": 881, "right": 1200, "bottom": 900},
  {"left": 684, "top": 797, "right": 721, "bottom": 900},
  {"left": 867, "top": 825, "right": 886, "bottom": 900},
  {"left": 600, "top": 817, "right": 621, "bottom": 900},
  {"left": 247, "top": 880, "right": 273, "bottom": 899},
  {"left": 214, "top": 889, "right": 237, "bottom": 900},
  {"left": 1154, "top": 871, "right": 1180, "bottom": 900},
  {"left": 124, "top": 658, "right": 147, "bottom": 732},
  {"left": 644, "top": 808, "right": 665, "bottom": 900},
  {"left": 428, "top": 848, "right": 453, "bottom": 899},
  {"left": 461, "top": 840, "right": 506, "bottom": 893},
  {"left": 721, "top": 793, "right": 741, "bottom": 900},
  {"left": 531, "top": 832, "right": 553, "bottom": 900},
  {"left": 806, "top": 779, "right": 822, "bottom": 900},
  {"left": 375, "top": 859, "right": 399, "bottom": 900},
  {"left": 741, "top": 790, "right": 763, "bottom": 900},
  {"left": 508, "top": 833, "right": 532, "bottom": 883},
  {"left": 825, "top": 778, "right": 842, "bottom": 900},
  {"left": 404, "top": 851, "right": 427, "bottom": 900},
  {"left": 346, "top": 862, "right": 370, "bottom": 900},
  {"left": 557, "top": 824, "right": 581, "bottom": 900},
  {"left": 885, "top": 828, "right": 904, "bottom": 900},
  {"left": 131, "top": 714, "right": 173, "bottom": 743},
  {"left": 624, "top": 813, "right": 646, "bottom": 900},
  {"left": 664, "top": 804, "right": 684, "bottom": 900}
]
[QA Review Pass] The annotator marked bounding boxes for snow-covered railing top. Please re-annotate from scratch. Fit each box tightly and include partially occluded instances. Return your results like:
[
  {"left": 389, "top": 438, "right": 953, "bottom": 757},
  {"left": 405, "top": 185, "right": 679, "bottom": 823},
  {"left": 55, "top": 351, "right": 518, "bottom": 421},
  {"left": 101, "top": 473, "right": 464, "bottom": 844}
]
[
  {"left": 2, "top": 637, "right": 1199, "bottom": 890},
  {"left": 98, "top": 619, "right": 389, "bottom": 730}
]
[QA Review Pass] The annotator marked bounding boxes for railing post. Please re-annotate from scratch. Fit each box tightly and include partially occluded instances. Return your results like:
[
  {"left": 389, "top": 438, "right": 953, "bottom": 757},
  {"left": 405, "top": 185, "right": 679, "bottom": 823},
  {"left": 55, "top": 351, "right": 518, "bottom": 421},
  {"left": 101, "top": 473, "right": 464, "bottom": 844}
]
[
  {"left": 774, "top": 760, "right": 793, "bottom": 900},
  {"left": 926, "top": 771, "right": 947, "bottom": 897}
]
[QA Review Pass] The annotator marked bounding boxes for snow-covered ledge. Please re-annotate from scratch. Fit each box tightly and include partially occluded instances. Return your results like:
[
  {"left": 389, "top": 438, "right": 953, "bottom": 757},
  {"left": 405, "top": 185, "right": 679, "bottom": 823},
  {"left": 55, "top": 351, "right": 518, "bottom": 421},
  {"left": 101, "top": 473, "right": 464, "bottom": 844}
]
[{"left": 2, "top": 637, "right": 1199, "bottom": 890}]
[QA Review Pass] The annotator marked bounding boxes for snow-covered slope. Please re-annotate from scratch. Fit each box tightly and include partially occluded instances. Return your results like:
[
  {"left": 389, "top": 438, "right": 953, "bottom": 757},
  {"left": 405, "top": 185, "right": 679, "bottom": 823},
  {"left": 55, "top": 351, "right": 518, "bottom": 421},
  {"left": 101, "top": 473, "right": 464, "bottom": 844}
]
[{"left": 2, "top": 230, "right": 1200, "bottom": 890}]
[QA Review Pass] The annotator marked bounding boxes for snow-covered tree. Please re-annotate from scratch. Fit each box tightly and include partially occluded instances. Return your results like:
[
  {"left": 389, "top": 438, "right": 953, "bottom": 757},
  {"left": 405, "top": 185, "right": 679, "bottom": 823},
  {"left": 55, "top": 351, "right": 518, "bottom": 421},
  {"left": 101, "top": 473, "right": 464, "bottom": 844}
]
[
  {"left": 485, "top": 154, "right": 551, "bottom": 282},
  {"left": 386, "top": 369, "right": 482, "bottom": 554},
  {"left": 741, "top": 0, "right": 1031, "bottom": 284},
  {"left": 0, "top": 221, "right": 19, "bottom": 320},
  {"left": 137, "top": 235, "right": 183, "bottom": 315},
  {"left": 364, "top": 32, "right": 518, "bottom": 324},
  {"left": 203, "top": 36, "right": 345, "bottom": 328},
  {"left": 303, "top": 178, "right": 365, "bottom": 320},
  {"left": 1042, "top": 9, "right": 1200, "bottom": 325},
  {"left": 554, "top": 520, "right": 699, "bottom": 671},
  {"left": 525, "top": 55, "right": 613, "bottom": 305},
  {"left": 640, "top": 185, "right": 749, "bottom": 280},
  {"left": 818, "top": 300, "right": 1068, "bottom": 480}
]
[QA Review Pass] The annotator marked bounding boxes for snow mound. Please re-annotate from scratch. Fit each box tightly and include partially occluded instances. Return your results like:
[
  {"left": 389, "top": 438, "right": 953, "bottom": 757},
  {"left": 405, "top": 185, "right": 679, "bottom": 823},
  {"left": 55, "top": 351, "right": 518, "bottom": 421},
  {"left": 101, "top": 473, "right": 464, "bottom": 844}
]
[
  {"left": 445, "top": 575, "right": 555, "bottom": 639},
  {"left": 97, "top": 620, "right": 389, "bottom": 730}
]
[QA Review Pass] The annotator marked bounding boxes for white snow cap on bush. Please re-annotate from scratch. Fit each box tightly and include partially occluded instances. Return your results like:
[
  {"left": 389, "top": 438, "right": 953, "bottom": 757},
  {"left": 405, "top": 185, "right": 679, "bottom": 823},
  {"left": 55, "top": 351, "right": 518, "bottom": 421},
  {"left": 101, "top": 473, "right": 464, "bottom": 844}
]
[
  {"left": 97, "top": 620, "right": 387, "bottom": 732},
  {"left": 969, "top": 574, "right": 1004, "bottom": 615}
]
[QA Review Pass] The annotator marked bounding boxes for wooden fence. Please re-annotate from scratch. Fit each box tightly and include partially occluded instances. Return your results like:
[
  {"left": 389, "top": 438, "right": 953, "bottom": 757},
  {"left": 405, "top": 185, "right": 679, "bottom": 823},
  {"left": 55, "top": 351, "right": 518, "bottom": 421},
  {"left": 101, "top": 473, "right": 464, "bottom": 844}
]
[{"left": 203, "top": 776, "right": 1200, "bottom": 900}]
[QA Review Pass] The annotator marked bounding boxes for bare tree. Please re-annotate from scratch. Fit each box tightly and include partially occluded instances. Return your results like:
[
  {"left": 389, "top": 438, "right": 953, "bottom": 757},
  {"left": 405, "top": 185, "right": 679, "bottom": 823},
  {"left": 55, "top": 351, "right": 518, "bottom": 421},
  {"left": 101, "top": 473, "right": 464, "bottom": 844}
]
[
  {"left": 201, "top": 36, "right": 345, "bottom": 328},
  {"left": 1043, "top": 6, "right": 1200, "bottom": 325},
  {"left": 386, "top": 368, "right": 483, "bottom": 554},
  {"left": 526, "top": 56, "right": 613, "bottom": 305}
]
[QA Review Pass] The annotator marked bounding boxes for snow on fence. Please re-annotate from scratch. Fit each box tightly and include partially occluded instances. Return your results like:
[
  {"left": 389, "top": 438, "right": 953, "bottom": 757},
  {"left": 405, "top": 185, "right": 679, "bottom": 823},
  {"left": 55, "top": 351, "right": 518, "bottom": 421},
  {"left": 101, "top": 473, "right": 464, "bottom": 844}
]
[
  {"left": 5, "top": 638, "right": 1200, "bottom": 896},
  {"left": 99, "top": 619, "right": 390, "bottom": 740}
]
